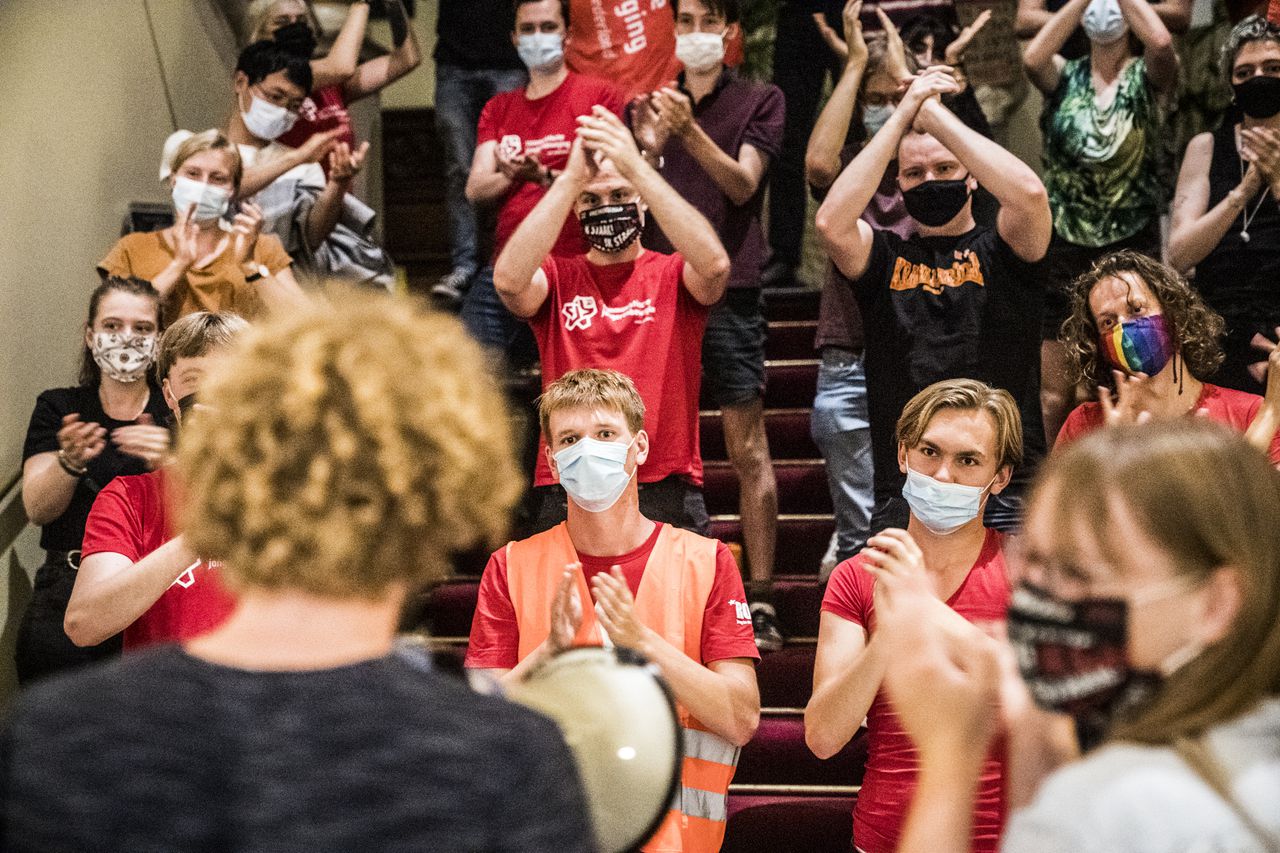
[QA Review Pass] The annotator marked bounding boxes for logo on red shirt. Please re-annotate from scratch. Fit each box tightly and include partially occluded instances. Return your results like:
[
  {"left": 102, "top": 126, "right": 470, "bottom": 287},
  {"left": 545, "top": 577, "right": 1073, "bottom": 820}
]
[
  {"left": 562, "top": 295, "right": 600, "bottom": 330},
  {"left": 171, "top": 558, "right": 222, "bottom": 590},
  {"left": 603, "top": 299, "right": 656, "bottom": 324}
]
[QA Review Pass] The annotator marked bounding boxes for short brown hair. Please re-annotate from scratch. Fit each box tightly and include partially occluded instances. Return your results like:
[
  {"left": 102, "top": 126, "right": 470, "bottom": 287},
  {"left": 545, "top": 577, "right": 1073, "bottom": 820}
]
[
  {"left": 538, "top": 368, "right": 646, "bottom": 440},
  {"left": 896, "top": 379, "right": 1024, "bottom": 469},
  {"left": 168, "top": 129, "right": 244, "bottom": 192},
  {"left": 1030, "top": 419, "right": 1280, "bottom": 746},
  {"left": 177, "top": 293, "right": 521, "bottom": 599},
  {"left": 155, "top": 311, "right": 248, "bottom": 382},
  {"left": 1060, "top": 251, "right": 1225, "bottom": 389}
]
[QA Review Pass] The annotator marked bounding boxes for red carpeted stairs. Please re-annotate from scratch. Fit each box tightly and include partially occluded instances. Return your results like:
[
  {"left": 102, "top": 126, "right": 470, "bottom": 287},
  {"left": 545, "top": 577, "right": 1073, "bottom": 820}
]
[{"left": 410, "top": 288, "right": 866, "bottom": 852}]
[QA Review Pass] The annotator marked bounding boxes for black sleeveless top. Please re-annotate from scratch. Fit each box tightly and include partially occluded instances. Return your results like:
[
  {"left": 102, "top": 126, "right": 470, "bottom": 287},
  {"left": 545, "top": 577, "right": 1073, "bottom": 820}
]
[{"left": 1195, "top": 121, "right": 1280, "bottom": 324}]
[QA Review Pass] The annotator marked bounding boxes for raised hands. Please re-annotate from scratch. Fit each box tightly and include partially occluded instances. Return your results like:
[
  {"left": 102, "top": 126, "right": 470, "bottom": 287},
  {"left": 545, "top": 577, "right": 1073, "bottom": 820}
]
[
  {"left": 814, "top": 0, "right": 867, "bottom": 67},
  {"left": 875, "top": 6, "right": 915, "bottom": 85},
  {"left": 576, "top": 105, "right": 647, "bottom": 177},
  {"left": 945, "top": 8, "right": 992, "bottom": 66},
  {"left": 496, "top": 146, "right": 546, "bottom": 185},
  {"left": 231, "top": 200, "right": 265, "bottom": 265},
  {"left": 299, "top": 127, "right": 344, "bottom": 165},
  {"left": 328, "top": 140, "right": 371, "bottom": 185},
  {"left": 547, "top": 564, "right": 585, "bottom": 655},
  {"left": 652, "top": 87, "right": 696, "bottom": 138},
  {"left": 590, "top": 565, "right": 648, "bottom": 651},
  {"left": 57, "top": 413, "right": 107, "bottom": 472},
  {"left": 170, "top": 204, "right": 201, "bottom": 270},
  {"left": 631, "top": 93, "right": 672, "bottom": 157},
  {"left": 110, "top": 414, "right": 171, "bottom": 471},
  {"left": 861, "top": 528, "right": 935, "bottom": 601},
  {"left": 1097, "top": 368, "right": 1156, "bottom": 428},
  {"left": 900, "top": 65, "right": 964, "bottom": 127},
  {"left": 1240, "top": 126, "right": 1280, "bottom": 193}
]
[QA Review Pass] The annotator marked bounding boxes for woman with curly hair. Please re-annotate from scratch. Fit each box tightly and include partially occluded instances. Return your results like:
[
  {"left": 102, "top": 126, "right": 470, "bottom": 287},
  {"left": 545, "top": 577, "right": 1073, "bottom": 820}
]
[{"left": 1055, "top": 249, "right": 1280, "bottom": 460}]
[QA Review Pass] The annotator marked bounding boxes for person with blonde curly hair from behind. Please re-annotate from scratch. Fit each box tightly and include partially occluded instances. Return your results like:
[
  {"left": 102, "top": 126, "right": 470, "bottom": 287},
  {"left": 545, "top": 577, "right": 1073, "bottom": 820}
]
[
  {"left": 1055, "top": 249, "right": 1280, "bottom": 462},
  {"left": 3, "top": 295, "right": 594, "bottom": 853}
]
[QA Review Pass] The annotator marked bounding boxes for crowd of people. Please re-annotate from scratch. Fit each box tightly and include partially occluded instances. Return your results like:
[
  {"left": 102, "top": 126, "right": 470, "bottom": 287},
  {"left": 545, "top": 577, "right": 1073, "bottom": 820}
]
[{"left": 7, "top": 0, "right": 1280, "bottom": 849}]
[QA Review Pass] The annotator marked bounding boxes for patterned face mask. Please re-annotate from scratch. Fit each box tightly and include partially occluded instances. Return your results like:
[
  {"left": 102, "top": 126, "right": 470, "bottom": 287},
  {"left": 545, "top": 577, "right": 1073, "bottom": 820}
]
[
  {"left": 1099, "top": 314, "right": 1173, "bottom": 377},
  {"left": 91, "top": 331, "right": 156, "bottom": 383}
]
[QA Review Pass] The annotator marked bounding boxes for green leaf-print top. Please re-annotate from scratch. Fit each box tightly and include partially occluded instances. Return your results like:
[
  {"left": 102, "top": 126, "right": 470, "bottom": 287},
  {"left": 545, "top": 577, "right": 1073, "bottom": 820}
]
[{"left": 1042, "top": 56, "right": 1163, "bottom": 248}]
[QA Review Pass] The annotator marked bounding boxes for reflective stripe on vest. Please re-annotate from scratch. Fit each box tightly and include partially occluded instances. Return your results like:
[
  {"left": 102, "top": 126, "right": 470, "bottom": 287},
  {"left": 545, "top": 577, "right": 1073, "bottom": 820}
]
[{"left": 505, "top": 522, "right": 737, "bottom": 853}]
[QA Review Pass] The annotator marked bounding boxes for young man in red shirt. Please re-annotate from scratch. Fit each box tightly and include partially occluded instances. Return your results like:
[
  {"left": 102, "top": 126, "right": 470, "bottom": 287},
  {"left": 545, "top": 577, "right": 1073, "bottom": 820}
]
[
  {"left": 494, "top": 104, "right": 731, "bottom": 532},
  {"left": 65, "top": 312, "right": 246, "bottom": 651},
  {"left": 643, "top": 0, "right": 787, "bottom": 649},
  {"left": 805, "top": 378, "right": 1021, "bottom": 853},
  {"left": 460, "top": 0, "right": 626, "bottom": 365},
  {"left": 467, "top": 367, "right": 759, "bottom": 853}
]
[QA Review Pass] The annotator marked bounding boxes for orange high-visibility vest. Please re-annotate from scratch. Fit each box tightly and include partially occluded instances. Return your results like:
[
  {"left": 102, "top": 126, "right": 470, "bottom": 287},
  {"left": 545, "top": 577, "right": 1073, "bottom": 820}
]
[{"left": 506, "top": 522, "right": 740, "bottom": 853}]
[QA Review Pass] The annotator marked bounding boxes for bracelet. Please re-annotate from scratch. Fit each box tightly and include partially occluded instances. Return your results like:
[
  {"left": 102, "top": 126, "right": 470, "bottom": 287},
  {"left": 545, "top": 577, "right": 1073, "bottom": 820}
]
[{"left": 57, "top": 448, "right": 88, "bottom": 477}]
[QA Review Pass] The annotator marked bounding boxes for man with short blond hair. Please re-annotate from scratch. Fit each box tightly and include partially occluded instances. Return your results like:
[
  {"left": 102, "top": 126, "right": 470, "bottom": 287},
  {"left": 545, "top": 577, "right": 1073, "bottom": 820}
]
[{"left": 468, "top": 367, "right": 760, "bottom": 853}]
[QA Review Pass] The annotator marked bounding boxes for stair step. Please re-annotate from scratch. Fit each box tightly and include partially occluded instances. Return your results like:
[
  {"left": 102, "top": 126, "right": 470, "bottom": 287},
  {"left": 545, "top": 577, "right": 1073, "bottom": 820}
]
[
  {"left": 761, "top": 287, "right": 822, "bottom": 322},
  {"left": 724, "top": 794, "right": 853, "bottom": 853},
  {"left": 757, "top": 644, "right": 818, "bottom": 708},
  {"left": 764, "top": 320, "right": 818, "bottom": 362},
  {"left": 764, "top": 359, "right": 819, "bottom": 409},
  {"left": 737, "top": 715, "right": 867, "bottom": 786},
  {"left": 704, "top": 460, "right": 831, "bottom": 516},
  {"left": 699, "top": 408, "right": 819, "bottom": 462},
  {"left": 710, "top": 514, "right": 834, "bottom": 577}
]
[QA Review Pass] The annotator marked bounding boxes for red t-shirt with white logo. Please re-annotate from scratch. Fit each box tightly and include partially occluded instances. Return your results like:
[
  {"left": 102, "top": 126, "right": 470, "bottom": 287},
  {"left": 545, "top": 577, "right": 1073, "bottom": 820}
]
[
  {"left": 529, "top": 250, "right": 709, "bottom": 486},
  {"left": 476, "top": 72, "right": 626, "bottom": 260},
  {"left": 821, "top": 528, "right": 1010, "bottom": 853},
  {"left": 465, "top": 522, "right": 758, "bottom": 668},
  {"left": 81, "top": 469, "right": 237, "bottom": 651}
]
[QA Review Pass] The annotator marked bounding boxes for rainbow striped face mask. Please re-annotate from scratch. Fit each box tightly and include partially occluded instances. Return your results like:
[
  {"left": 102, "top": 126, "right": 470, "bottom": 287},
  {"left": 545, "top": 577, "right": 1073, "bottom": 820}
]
[{"left": 1099, "top": 314, "right": 1174, "bottom": 377}]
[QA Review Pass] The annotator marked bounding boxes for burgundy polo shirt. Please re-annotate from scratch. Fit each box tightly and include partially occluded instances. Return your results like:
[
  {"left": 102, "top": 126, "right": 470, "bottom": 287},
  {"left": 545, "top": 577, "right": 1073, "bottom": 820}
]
[{"left": 645, "top": 68, "right": 784, "bottom": 290}]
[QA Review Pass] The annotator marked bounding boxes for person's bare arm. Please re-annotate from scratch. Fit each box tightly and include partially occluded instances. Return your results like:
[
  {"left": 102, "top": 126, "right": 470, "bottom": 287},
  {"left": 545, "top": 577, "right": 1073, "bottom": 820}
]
[
  {"left": 916, "top": 98, "right": 1052, "bottom": 261},
  {"left": 343, "top": 0, "right": 422, "bottom": 101},
  {"left": 652, "top": 87, "right": 768, "bottom": 206},
  {"left": 1015, "top": 0, "right": 1056, "bottom": 37},
  {"left": 1023, "top": 0, "right": 1087, "bottom": 93},
  {"left": 805, "top": 611, "right": 884, "bottom": 758},
  {"left": 310, "top": 0, "right": 370, "bottom": 88},
  {"left": 1169, "top": 132, "right": 1258, "bottom": 272},
  {"left": 65, "top": 536, "right": 198, "bottom": 647},
  {"left": 303, "top": 141, "right": 369, "bottom": 248},
  {"left": 577, "top": 106, "right": 730, "bottom": 305},
  {"left": 1120, "top": 0, "right": 1178, "bottom": 92},
  {"left": 1246, "top": 347, "right": 1280, "bottom": 456},
  {"left": 593, "top": 567, "right": 759, "bottom": 746},
  {"left": 240, "top": 129, "right": 343, "bottom": 199},
  {"left": 806, "top": 0, "right": 867, "bottom": 191},
  {"left": 22, "top": 415, "right": 107, "bottom": 526}
]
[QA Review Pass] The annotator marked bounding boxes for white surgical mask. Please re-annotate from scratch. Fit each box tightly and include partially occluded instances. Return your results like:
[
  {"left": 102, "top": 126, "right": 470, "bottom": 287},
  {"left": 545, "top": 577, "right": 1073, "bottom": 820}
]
[
  {"left": 91, "top": 331, "right": 156, "bottom": 383},
  {"left": 171, "top": 176, "right": 231, "bottom": 222},
  {"left": 863, "top": 103, "right": 895, "bottom": 138},
  {"left": 240, "top": 91, "right": 298, "bottom": 141},
  {"left": 1082, "top": 0, "right": 1127, "bottom": 45},
  {"left": 901, "top": 465, "right": 995, "bottom": 535},
  {"left": 554, "top": 436, "right": 637, "bottom": 513},
  {"left": 516, "top": 33, "right": 565, "bottom": 72},
  {"left": 675, "top": 32, "right": 726, "bottom": 74}
]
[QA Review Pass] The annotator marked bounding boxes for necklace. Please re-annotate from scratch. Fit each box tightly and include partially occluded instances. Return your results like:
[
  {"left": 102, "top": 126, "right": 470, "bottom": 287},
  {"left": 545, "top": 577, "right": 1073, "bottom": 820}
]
[{"left": 1238, "top": 133, "right": 1270, "bottom": 244}]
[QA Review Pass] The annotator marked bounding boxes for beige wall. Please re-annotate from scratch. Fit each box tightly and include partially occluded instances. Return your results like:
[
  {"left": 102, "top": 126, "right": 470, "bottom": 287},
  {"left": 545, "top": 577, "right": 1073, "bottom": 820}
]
[
  {"left": 370, "top": 1, "right": 438, "bottom": 110},
  {"left": 0, "top": 0, "right": 237, "bottom": 700}
]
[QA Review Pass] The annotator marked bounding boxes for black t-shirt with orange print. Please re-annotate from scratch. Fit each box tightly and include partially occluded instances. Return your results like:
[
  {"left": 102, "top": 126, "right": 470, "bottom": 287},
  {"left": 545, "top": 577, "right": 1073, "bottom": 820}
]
[{"left": 841, "top": 225, "right": 1046, "bottom": 504}]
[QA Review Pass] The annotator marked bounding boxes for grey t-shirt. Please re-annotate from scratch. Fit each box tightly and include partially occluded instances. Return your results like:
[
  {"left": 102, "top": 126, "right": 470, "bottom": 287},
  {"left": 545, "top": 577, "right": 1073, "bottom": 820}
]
[
  {"left": 0, "top": 646, "right": 594, "bottom": 852},
  {"left": 1004, "top": 698, "right": 1280, "bottom": 853}
]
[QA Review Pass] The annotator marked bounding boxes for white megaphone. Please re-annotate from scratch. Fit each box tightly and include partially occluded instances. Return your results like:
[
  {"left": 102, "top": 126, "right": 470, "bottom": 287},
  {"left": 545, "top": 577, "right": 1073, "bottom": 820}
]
[{"left": 504, "top": 646, "right": 684, "bottom": 853}]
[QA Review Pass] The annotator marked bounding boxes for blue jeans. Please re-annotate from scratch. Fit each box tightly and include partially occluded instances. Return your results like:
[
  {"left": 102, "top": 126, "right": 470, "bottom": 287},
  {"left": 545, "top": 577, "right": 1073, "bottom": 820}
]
[
  {"left": 434, "top": 64, "right": 526, "bottom": 277},
  {"left": 810, "top": 348, "right": 874, "bottom": 562},
  {"left": 460, "top": 266, "right": 538, "bottom": 368}
]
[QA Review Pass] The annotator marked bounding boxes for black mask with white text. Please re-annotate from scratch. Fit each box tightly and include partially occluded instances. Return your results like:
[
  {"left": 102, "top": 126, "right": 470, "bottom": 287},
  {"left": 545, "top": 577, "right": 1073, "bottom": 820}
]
[
  {"left": 901, "top": 177, "right": 973, "bottom": 227},
  {"left": 579, "top": 203, "right": 643, "bottom": 253}
]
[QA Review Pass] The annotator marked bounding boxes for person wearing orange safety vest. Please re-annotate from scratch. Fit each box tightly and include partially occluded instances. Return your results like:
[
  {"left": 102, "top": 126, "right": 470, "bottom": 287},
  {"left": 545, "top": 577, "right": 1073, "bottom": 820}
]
[{"left": 467, "top": 367, "right": 761, "bottom": 852}]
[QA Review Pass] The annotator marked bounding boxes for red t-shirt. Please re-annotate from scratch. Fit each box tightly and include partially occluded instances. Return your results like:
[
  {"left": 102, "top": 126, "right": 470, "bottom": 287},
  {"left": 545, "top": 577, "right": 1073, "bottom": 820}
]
[
  {"left": 476, "top": 72, "right": 625, "bottom": 260},
  {"left": 529, "top": 250, "right": 708, "bottom": 486},
  {"left": 81, "top": 469, "right": 237, "bottom": 651},
  {"left": 821, "top": 529, "right": 1010, "bottom": 853},
  {"left": 1056, "top": 382, "right": 1280, "bottom": 464},
  {"left": 277, "top": 85, "right": 356, "bottom": 178},
  {"left": 564, "top": 1, "right": 743, "bottom": 98},
  {"left": 465, "top": 521, "right": 759, "bottom": 668}
]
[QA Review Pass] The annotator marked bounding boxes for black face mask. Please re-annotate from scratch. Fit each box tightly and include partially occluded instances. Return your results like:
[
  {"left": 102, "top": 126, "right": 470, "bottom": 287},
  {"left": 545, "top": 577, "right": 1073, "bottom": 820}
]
[
  {"left": 1233, "top": 74, "right": 1280, "bottom": 120},
  {"left": 901, "top": 177, "right": 973, "bottom": 227},
  {"left": 579, "top": 203, "right": 643, "bottom": 253},
  {"left": 273, "top": 21, "right": 318, "bottom": 59},
  {"left": 177, "top": 392, "right": 199, "bottom": 420},
  {"left": 1006, "top": 581, "right": 1163, "bottom": 752}
]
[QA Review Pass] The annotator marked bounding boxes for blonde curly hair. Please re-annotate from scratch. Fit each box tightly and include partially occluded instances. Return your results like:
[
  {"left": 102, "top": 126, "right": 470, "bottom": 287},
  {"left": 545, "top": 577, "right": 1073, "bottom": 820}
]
[{"left": 175, "top": 293, "right": 521, "bottom": 598}]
